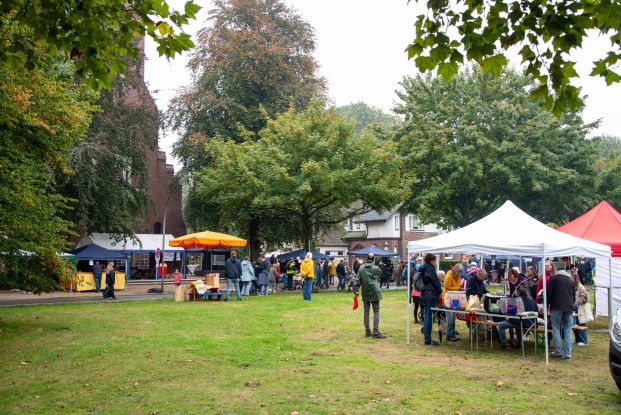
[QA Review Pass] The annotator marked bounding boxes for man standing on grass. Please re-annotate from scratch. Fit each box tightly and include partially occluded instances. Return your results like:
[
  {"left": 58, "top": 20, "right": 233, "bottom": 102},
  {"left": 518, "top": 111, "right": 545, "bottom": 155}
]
[
  {"left": 547, "top": 269, "right": 575, "bottom": 359},
  {"left": 224, "top": 251, "right": 243, "bottom": 301},
  {"left": 354, "top": 253, "right": 385, "bottom": 339}
]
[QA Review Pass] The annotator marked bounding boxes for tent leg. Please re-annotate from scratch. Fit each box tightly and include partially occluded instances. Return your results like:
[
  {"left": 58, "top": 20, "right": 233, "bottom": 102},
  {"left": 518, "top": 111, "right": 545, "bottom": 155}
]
[
  {"left": 610, "top": 257, "right": 613, "bottom": 330},
  {"left": 542, "top": 248, "right": 549, "bottom": 365}
]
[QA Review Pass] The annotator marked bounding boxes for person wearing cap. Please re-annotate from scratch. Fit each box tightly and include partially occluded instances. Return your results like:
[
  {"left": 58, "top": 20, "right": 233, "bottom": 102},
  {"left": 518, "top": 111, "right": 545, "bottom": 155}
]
[
  {"left": 354, "top": 253, "right": 385, "bottom": 338},
  {"left": 547, "top": 268, "right": 576, "bottom": 359}
]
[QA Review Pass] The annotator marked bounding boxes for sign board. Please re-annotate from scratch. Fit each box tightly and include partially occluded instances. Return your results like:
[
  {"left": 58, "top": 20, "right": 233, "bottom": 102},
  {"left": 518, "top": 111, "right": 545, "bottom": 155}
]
[{"left": 155, "top": 248, "right": 161, "bottom": 262}]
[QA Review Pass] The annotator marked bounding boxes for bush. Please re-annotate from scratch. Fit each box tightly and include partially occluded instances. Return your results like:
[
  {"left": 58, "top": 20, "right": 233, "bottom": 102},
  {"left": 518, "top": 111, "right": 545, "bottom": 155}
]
[
  {"left": 439, "top": 260, "right": 460, "bottom": 272},
  {"left": 0, "top": 254, "right": 73, "bottom": 294}
]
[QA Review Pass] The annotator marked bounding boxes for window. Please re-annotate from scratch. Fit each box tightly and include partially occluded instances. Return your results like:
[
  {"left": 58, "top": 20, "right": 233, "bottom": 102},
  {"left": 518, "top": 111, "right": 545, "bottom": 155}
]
[
  {"left": 154, "top": 222, "right": 162, "bottom": 234},
  {"left": 355, "top": 220, "right": 361, "bottom": 230},
  {"left": 394, "top": 214, "right": 400, "bottom": 231},
  {"left": 407, "top": 215, "right": 422, "bottom": 231},
  {"left": 337, "top": 251, "right": 344, "bottom": 256},
  {"left": 212, "top": 254, "right": 225, "bottom": 267},
  {"left": 347, "top": 217, "right": 354, "bottom": 231},
  {"left": 134, "top": 253, "right": 149, "bottom": 269}
]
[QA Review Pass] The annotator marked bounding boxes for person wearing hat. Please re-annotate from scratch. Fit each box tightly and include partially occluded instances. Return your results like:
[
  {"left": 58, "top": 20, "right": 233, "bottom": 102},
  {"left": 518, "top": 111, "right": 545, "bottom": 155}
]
[{"left": 547, "top": 268, "right": 576, "bottom": 359}]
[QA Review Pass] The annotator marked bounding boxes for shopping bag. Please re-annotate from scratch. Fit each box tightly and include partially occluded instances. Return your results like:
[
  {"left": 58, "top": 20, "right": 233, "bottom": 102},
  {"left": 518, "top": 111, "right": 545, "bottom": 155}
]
[
  {"left": 578, "top": 303, "right": 594, "bottom": 324},
  {"left": 353, "top": 295, "right": 359, "bottom": 310},
  {"left": 465, "top": 295, "right": 481, "bottom": 312}
]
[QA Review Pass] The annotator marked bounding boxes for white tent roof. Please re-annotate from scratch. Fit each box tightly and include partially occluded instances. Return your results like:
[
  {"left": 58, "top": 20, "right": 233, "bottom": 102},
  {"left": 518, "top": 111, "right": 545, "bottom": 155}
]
[
  {"left": 407, "top": 201, "right": 611, "bottom": 258},
  {"left": 77, "top": 233, "right": 184, "bottom": 252}
]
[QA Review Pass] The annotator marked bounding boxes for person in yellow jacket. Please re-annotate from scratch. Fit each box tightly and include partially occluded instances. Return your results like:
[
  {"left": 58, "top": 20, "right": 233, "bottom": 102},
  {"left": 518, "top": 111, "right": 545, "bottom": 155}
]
[
  {"left": 442, "top": 263, "right": 464, "bottom": 342},
  {"left": 300, "top": 252, "right": 315, "bottom": 301}
]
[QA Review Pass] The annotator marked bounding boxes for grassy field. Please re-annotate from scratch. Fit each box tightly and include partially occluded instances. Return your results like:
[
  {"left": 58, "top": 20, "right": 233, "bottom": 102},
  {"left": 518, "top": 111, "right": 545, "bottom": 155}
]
[{"left": 0, "top": 290, "right": 619, "bottom": 415}]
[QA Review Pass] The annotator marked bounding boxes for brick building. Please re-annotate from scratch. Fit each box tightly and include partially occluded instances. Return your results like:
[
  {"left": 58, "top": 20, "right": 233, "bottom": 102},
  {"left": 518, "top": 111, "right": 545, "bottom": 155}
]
[{"left": 123, "top": 38, "right": 186, "bottom": 237}]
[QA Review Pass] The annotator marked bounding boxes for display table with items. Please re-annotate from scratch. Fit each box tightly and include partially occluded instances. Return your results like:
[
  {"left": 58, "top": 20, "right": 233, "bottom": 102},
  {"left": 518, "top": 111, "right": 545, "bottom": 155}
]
[{"left": 187, "top": 273, "right": 223, "bottom": 301}]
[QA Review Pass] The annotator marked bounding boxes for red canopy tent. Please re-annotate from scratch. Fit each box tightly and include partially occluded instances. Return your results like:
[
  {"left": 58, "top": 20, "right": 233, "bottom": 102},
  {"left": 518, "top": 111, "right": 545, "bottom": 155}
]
[
  {"left": 557, "top": 201, "right": 621, "bottom": 257},
  {"left": 557, "top": 201, "right": 621, "bottom": 316}
]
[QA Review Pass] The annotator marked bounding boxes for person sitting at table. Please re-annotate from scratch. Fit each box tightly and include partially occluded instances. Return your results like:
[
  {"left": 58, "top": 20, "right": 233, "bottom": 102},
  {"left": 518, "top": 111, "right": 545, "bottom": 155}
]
[
  {"left": 466, "top": 269, "right": 488, "bottom": 299},
  {"left": 442, "top": 263, "right": 463, "bottom": 342},
  {"left": 498, "top": 286, "right": 538, "bottom": 349}
]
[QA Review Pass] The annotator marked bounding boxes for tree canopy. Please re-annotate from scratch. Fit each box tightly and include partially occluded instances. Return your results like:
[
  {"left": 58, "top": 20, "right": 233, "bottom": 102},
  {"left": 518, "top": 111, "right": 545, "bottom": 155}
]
[
  {"left": 167, "top": 0, "right": 326, "bottom": 258},
  {"left": 336, "top": 102, "right": 399, "bottom": 134},
  {"left": 195, "top": 101, "right": 404, "bottom": 250},
  {"left": 1, "top": 0, "right": 199, "bottom": 89},
  {"left": 407, "top": 0, "right": 621, "bottom": 116},
  {"left": 0, "top": 61, "right": 95, "bottom": 292},
  {"left": 394, "top": 67, "right": 598, "bottom": 228}
]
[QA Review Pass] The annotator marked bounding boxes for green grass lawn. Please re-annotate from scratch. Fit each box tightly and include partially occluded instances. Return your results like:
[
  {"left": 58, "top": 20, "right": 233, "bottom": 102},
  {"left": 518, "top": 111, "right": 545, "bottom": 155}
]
[{"left": 0, "top": 291, "right": 619, "bottom": 415}]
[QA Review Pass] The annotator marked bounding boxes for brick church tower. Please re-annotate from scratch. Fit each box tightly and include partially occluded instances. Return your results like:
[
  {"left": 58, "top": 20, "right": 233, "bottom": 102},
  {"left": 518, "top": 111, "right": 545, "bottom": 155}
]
[{"left": 124, "top": 38, "right": 186, "bottom": 237}]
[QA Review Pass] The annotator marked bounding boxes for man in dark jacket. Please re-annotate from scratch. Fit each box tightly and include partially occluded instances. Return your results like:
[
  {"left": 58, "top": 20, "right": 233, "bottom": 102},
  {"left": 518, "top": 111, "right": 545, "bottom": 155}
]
[
  {"left": 336, "top": 259, "right": 346, "bottom": 291},
  {"left": 547, "top": 269, "right": 576, "bottom": 359},
  {"left": 421, "top": 253, "right": 442, "bottom": 346},
  {"left": 92, "top": 261, "right": 103, "bottom": 293},
  {"left": 354, "top": 253, "right": 385, "bottom": 338},
  {"left": 224, "top": 251, "right": 243, "bottom": 301},
  {"left": 466, "top": 269, "right": 488, "bottom": 299}
]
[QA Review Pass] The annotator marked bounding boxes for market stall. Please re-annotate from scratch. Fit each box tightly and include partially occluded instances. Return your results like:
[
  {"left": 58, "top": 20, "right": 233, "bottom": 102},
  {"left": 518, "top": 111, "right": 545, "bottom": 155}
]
[
  {"left": 68, "top": 244, "right": 127, "bottom": 291},
  {"left": 557, "top": 200, "right": 621, "bottom": 317},
  {"left": 347, "top": 244, "right": 399, "bottom": 257},
  {"left": 277, "top": 248, "right": 329, "bottom": 260},
  {"left": 406, "top": 200, "right": 612, "bottom": 364}
]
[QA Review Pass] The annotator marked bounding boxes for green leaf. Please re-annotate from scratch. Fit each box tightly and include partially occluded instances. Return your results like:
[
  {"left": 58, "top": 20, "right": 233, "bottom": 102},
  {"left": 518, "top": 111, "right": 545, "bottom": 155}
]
[
  {"left": 480, "top": 54, "right": 507, "bottom": 77},
  {"left": 437, "top": 61, "right": 458, "bottom": 81}
]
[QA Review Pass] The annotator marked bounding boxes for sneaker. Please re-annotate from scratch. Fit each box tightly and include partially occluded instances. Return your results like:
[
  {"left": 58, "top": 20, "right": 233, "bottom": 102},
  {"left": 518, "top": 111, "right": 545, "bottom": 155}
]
[
  {"left": 424, "top": 340, "right": 440, "bottom": 346},
  {"left": 365, "top": 332, "right": 372, "bottom": 337},
  {"left": 446, "top": 337, "right": 460, "bottom": 342},
  {"left": 550, "top": 351, "right": 563, "bottom": 358},
  {"left": 564, "top": 355, "right": 572, "bottom": 360},
  {"left": 577, "top": 342, "right": 587, "bottom": 347},
  {"left": 372, "top": 332, "right": 386, "bottom": 339}
]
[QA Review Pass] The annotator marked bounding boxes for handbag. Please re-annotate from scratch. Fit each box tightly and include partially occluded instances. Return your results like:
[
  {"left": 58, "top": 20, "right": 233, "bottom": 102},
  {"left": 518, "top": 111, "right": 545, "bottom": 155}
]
[{"left": 578, "top": 303, "right": 594, "bottom": 324}]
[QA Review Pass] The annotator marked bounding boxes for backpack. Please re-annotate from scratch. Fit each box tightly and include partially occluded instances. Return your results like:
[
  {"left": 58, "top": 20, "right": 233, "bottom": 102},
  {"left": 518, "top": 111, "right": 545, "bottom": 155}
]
[{"left": 413, "top": 266, "right": 426, "bottom": 292}]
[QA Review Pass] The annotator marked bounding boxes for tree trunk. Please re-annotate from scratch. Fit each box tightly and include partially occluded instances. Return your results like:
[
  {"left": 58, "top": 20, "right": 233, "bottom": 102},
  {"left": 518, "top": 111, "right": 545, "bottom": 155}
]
[
  {"left": 301, "top": 209, "right": 312, "bottom": 252},
  {"left": 248, "top": 216, "right": 261, "bottom": 261}
]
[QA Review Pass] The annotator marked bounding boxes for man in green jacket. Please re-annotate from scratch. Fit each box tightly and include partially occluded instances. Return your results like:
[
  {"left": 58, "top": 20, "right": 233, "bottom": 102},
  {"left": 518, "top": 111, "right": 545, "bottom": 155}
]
[{"left": 354, "top": 253, "right": 385, "bottom": 339}]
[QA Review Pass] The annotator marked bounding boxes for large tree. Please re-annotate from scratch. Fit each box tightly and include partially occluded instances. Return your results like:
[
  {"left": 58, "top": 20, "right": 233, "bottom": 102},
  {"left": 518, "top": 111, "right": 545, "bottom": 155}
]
[
  {"left": 336, "top": 102, "right": 399, "bottom": 134},
  {"left": 0, "top": 60, "right": 95, "bottom": 292},
  {"left": 195, "top": 101, "right": 404, "bottom": 251},
  {"left": 407, "top": 0, "right": 621, "bottom": 116},
  {"left": 56, "top": 70, "right": 158, "bottom": 237},
  {"left": 394, "top": 67, "right": 598, "bottom": 228},
  {"left": 167, "top": 0, "right": 326, "bottom": 257},
  {"left": 1, "top": 0, "right": 198, "bottom": 89},
  {"left": 594, "top": 135, "right": 621, "bottom": 209}
]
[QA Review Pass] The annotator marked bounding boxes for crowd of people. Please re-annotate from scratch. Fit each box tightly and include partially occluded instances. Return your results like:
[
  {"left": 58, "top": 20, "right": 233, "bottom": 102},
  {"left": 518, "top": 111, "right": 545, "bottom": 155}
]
[{"left": 406, "top": 254, "right": 590, "bottom": 358}]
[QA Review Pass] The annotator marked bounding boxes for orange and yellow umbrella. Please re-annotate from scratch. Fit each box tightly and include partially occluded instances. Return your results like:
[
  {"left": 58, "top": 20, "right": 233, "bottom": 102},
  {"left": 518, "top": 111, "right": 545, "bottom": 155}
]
[{"left": 168, "top": 231, "right": 247, "bottom": 249}]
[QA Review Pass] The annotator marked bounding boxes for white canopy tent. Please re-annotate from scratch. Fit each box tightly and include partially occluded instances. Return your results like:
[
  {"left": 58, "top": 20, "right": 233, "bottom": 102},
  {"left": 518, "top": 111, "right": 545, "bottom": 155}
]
[{"left": 406, "top": 201, "right": 612, "bottom": 364}]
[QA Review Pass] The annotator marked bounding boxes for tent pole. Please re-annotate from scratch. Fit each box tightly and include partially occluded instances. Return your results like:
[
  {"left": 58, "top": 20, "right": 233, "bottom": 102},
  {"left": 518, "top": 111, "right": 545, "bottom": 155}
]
[
  {"left": 406, "top": 251, "right": 411, "bottom": 345},
  {"left": 610, "top": 257, "right": 613, "bottom": 330},
  {"left": 542, "top": 247, "right": 549, "bottom": 365}
]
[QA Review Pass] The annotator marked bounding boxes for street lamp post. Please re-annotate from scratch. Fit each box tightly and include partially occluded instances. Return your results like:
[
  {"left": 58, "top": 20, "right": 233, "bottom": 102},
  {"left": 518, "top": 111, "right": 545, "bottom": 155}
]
[{"left": 158, "top": 174, "right": 189, "bottom": 294}]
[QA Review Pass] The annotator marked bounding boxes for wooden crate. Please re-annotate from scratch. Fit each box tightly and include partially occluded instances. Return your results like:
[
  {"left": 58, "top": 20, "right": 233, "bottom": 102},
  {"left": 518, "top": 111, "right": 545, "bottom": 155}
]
[{"left": 206, "top": 273, "right": 220, "bottom": 289}]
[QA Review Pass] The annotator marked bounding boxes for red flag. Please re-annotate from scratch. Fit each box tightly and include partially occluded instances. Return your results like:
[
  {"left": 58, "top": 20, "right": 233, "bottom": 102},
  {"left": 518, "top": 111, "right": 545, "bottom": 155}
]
[{"left": 353, "top": 295, "right": 359, "bottom": 310}]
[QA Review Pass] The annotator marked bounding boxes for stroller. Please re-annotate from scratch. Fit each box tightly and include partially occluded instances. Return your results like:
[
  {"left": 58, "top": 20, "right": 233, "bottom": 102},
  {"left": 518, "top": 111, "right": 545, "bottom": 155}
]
[
  {"left": 292, "top": 273, "right": 305, "bottom": 290},
  {"left": 346, "top": 272, "right": 357, "bottom": 292}
]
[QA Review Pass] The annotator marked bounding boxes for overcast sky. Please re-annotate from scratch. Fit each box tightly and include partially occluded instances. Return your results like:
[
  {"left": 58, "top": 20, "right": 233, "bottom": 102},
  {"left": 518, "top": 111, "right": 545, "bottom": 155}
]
[{"left": 145, "top": 0, "right": 621, "bottom": 169}]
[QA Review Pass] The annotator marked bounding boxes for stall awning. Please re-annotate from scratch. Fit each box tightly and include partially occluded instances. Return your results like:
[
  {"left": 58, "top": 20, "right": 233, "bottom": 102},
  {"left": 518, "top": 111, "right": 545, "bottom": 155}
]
[
  {"left": 169, "top": 231, "right": 247, "bottom": 249},
  {"left": 77, "top": 233, "right": 184, "bottom": 252},
  {"left": 69, "top": 244, "right": 126, "bottom": 261},
  {"left": 347, "top": 244, "right": 398, "bottom": 257},
  {"left": 277, "top": 249, "right": 329, "bottom": 260}
]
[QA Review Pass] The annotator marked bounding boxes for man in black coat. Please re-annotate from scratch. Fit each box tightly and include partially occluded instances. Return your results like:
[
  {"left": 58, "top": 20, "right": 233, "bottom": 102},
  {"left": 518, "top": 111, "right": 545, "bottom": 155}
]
[
  {"left": 224, "top": 251, "right": 243, "bottom": 301},
  {"left": 466, "top": 269, "right": 488, "bottom": 299},
  {"left": 421, "top": 254, "right": 442, "bottom": 346},
  {"left": 547, "top": 269, "right": 576, "bottom": 359}
]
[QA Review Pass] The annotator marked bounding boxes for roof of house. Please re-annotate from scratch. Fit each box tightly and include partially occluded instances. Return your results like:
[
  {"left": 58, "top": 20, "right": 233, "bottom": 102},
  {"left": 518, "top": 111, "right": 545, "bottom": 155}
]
[{"left": 357, "top": 204, "right": 403, "bottom": 223}]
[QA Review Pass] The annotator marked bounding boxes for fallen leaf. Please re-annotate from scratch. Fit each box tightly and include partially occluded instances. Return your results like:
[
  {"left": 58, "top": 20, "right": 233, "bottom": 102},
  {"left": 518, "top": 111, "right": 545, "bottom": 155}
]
[
  {"left": 309, "top": 395, "right": 316, "bottom": 399},
  {"left": 567, "top": 392, "right": 577, "bottom": 396},
  {"left": 20, "top": 361, "right": 29, "bottom": 365},
  {"left": 455, "top": 412, "right": 463, "bottom": 415},
  {"left": 133, "top": 382, "right": 140, "bottom": 386},
  {"left": 385, "top": 380, "right": 391, "bottom": 384},
  {"left": 290, "top": 412, "right": 299, "bottom": 415},
  {"left": 496, "top": 380, "right": 504, "bottom": 388}
]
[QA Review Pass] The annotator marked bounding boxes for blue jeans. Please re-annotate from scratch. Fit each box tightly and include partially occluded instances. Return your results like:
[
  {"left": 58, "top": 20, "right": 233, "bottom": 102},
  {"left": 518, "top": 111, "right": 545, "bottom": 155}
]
[
  {"left": 573, "top": 316, "right": 589, "bottom": 344},
  {"left": 551, "top": 310, "right": 573, "bottom": 356},
  {"left": 282, "top": 274, "right": 288, "bottom": 289},
  {"left": 94, "top": 276, "right": 101, "bottom": 292},
  {"left": 337, "top": 276, "right": 345, "bottom": 290},
  {"left": 423, "top": 299, "right": 437, "bottom": 344},
  {"left": 226, "top": 279, "right": 241, "bottom": 301},
  {"left": 498, "top": 320, "right": 522, "bottom": 345},
  {"left": 446, "top": 311, "right": 456, "bottom": 339},
  {"left": 303, "top": 278, "right": 313, "bottom": 300}
]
